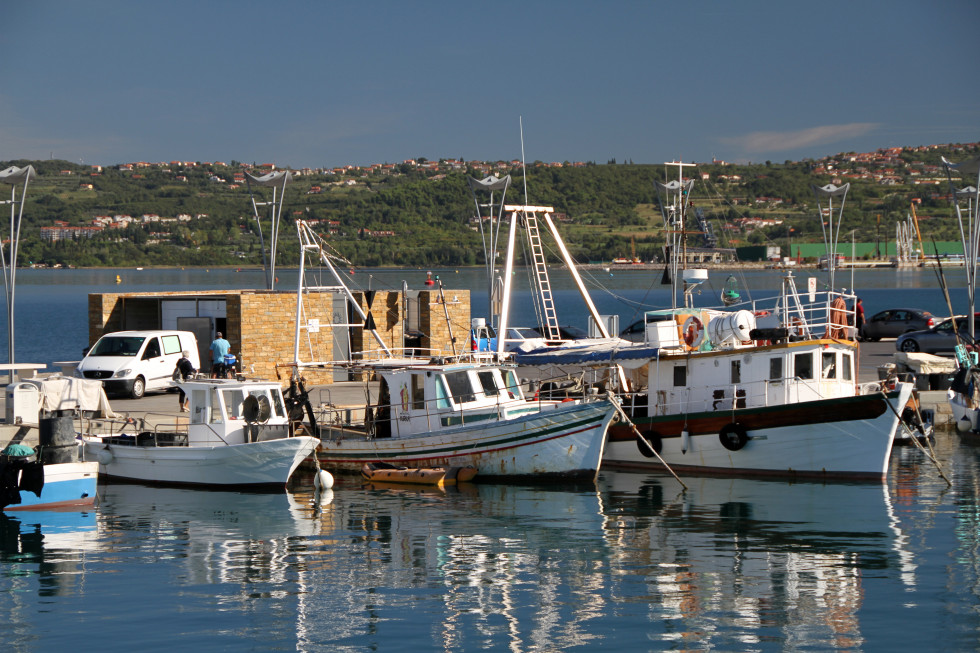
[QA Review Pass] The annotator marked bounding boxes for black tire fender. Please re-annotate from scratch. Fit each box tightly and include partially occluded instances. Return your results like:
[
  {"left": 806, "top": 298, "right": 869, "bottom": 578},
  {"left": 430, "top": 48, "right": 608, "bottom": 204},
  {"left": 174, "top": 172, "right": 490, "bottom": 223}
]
[
  {"left": 719, "top": 423, "right": 749, "bottom": 451},
  {"left": 636, "top": 430, "right": 663, "bottom": 457}
]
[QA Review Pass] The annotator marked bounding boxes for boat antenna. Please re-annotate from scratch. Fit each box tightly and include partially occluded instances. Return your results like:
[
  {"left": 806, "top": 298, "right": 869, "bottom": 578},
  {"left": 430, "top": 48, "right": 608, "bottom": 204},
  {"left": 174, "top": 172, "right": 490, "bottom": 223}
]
[{"left": 520, "top": 116, "right": 529, "bottom": 204}]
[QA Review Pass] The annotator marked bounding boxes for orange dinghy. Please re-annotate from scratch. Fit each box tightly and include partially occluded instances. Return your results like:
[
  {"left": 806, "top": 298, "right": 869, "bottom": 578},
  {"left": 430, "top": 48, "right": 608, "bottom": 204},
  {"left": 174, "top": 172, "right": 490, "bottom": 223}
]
[{"left": 361, "top": 462, "right": 477, "bottom": 486}]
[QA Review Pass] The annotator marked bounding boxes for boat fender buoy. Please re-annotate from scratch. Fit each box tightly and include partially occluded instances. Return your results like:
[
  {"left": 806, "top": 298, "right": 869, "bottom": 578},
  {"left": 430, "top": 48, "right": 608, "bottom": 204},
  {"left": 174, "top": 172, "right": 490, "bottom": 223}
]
[
  {"left": 682, "top": 316, "right": 704, "bottom": 348},
  {"left": 314, "top": 469, "right": 334, "bottom": 490},
  {"left": 314, "top": 488, "right": 334, "bottom": 506},
  {"left": 636, "top": 430, "right": 663, "bottom": 457},
  {"left": 96, "top": 448, "right": 113, "bottom": 465},
  {"left": 681, "top": 429, "right": 690, "bottom": 454},
  {"left": 719, "top": 423, "right": 749, "bottom": 451},
  {"left": 956, "top": 416, "right": 973, "bottom": 433}
]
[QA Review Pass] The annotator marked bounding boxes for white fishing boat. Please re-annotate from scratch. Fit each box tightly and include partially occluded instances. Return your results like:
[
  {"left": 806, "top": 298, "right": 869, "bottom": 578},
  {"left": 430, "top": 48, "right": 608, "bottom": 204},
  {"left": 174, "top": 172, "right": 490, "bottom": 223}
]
[
  {"left": 81, "top": 377, "right": 318, "bottom": 488},
  {"left": 514, "top": 163, "right": 913, "bottom": 481},
  {"left": 285, "top": 220, "right": 616, "bottom": 481}
]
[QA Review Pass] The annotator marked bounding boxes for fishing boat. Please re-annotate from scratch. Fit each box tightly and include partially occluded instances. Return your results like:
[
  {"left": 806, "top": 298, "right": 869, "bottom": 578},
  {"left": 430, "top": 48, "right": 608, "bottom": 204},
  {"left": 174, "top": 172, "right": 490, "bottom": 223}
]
[
  {"left": 81, "top": 377, "right": 318, "bottom": 488},
  {"left": 515, "top": 163, "right": 913, "bottom": 481},
  {"left": 284, "top": 220, "right": 616, "bottom": 481},
  {"left": 361, "top": 462, "right": 477, "bottom": 486}
]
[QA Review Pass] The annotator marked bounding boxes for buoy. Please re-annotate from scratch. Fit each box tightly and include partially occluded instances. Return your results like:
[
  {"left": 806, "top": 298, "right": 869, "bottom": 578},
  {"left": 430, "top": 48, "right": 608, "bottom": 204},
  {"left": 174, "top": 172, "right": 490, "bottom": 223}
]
[
  {"left": 957, "top": 416, "right": 973, "bottom": 433},
  {"left": 314, "top": 469, "right": 334, "bottom": 490},
  {"left": 115, "top": 275, "right": 121, "bottom": 284},
  {"left": 314, "top": 488, "right": 334, "bottom": 506},
  {"left": 96, "top": 448, "right": 113, "bottom": 465},
  {"left": 681, "top": 429, "right": 690, "bottom": 454}
]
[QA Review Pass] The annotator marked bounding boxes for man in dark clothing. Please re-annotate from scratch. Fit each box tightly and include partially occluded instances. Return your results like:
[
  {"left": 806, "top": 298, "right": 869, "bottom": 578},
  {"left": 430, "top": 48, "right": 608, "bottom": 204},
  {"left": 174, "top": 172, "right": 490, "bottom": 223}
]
[
  {"left": 855, "top": 298, "right": 865, "bottom": 340},
  {"left": 174, "top": 350, "right": 196, "bottom": 412}
]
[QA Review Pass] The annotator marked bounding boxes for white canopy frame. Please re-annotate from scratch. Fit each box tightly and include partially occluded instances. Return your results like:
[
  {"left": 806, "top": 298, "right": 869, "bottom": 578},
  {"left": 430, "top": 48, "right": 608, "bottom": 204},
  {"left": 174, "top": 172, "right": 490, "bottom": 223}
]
[
  {"left": 0, "top": 165, "right": 36, "bottom": 370},
  {"left": 245, "top": 170, "right": 292, "bottom": 290},
  {"left": 942, "top": 156, "right": 980, "bottom": 341}
]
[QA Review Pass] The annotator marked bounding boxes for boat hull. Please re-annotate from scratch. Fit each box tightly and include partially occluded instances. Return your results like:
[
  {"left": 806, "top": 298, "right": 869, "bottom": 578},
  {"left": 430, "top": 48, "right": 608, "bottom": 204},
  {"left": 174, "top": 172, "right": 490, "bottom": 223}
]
[
  {"left": 82, "top": 436, "right": 319, "bottom": 489},
  {"left": 4, "top": 461, "right": 99, "bottom": 511},
  {"left": 604, "top": 385, "right": 912, "bottom": 481},
  {"left": 317, "top": 401, "right": 615, "bottom": 481},
  {"left": 949, "top": 389, "right": 979, "bottom": 433}
]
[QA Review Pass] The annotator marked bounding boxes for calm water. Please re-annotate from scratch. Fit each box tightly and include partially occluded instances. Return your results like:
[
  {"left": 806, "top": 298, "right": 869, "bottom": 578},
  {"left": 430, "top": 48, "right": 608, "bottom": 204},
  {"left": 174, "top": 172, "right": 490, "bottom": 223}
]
[
  {"left": 2, "top": 437, "right": 978, "bottom": 651},
  {"left": 0, "top": 265, "right": 974, "bottom": 368}
]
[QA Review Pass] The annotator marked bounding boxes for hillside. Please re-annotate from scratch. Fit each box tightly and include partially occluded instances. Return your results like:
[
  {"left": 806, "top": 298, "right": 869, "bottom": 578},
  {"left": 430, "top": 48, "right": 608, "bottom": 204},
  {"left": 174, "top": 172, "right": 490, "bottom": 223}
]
[{"left": 2, "top": 142, "right": 977, "bottom": 268}]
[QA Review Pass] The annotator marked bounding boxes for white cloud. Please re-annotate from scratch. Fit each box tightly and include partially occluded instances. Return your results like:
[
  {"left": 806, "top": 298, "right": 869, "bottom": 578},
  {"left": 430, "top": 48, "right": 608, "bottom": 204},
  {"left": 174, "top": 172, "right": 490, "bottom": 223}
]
[{"left": 722, "top": 123, "right": 880, "bottom": 153}]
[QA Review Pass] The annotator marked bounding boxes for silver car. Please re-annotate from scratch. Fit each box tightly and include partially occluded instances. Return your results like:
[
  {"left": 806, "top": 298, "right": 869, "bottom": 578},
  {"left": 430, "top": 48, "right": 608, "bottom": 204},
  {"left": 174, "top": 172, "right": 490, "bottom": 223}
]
[{"left": 895, "top": 315, "right": 980, "bottom": 354}]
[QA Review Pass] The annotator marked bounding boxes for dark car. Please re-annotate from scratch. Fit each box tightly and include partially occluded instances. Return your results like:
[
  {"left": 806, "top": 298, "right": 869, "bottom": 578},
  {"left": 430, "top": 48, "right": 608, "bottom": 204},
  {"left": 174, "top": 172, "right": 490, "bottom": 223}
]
[
  {"left": 862, "top": 308, "right": 935, "bottom": 341},
  {"left": 895, "top": 315, "right": 980, "bottom": 354}
]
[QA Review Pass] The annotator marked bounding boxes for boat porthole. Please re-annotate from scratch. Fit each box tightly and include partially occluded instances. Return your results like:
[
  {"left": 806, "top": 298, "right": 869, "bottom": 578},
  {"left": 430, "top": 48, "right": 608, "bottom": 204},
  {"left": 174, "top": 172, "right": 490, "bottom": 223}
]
[
  {"left": 636, "top": 430, "right": 663, "bottom": 457},
  {"left": 719, "top": 423, "right": 749, "bottom": 451}
]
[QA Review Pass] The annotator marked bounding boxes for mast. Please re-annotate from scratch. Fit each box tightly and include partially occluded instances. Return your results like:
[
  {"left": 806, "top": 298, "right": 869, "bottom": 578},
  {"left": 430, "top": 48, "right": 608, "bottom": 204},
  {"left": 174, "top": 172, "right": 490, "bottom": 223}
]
[
  {"left": 245, "top": 170, "right": 292, "bottom": 291},
  {"left": 811, "top": 182, "right": 850, "bottom": 291},
  {"left": 941, "top": 156, "right": 980, "bottom": 342},
  {"left": 655, "top": 161, "right": 696, "bottom": 309}
]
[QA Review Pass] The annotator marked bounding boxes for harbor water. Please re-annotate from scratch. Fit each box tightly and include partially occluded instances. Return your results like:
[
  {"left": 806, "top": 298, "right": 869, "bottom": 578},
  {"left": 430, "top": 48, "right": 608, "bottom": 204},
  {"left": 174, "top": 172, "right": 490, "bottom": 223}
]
[{"left": 1, "top": 266, "right": 979, "bottom": 650}]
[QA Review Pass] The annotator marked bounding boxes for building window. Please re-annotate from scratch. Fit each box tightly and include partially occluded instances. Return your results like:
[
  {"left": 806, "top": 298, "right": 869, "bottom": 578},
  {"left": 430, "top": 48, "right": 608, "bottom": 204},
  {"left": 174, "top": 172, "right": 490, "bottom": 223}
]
[{"left": 731, "top": 360, "right": 741, "bottom": 384}]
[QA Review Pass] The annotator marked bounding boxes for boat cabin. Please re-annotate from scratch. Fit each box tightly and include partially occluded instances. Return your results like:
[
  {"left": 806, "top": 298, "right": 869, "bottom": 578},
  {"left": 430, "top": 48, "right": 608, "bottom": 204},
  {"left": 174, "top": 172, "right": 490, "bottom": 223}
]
[
  {"left": 370, "top": 363, "right": 535, "bottom": 438},
  {"left": 183, "top": 379, "right": 290, "bottom": 445}
]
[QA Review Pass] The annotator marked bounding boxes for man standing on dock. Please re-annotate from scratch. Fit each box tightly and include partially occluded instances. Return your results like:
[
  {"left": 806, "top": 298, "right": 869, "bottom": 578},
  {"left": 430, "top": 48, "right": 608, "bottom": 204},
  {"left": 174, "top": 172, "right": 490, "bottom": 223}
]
[
  {"left": 855, "top": 298, "right": 865, "bottom": 340},
  {"left": 209, "top": 332, "right": 230, "bottom": 378}
]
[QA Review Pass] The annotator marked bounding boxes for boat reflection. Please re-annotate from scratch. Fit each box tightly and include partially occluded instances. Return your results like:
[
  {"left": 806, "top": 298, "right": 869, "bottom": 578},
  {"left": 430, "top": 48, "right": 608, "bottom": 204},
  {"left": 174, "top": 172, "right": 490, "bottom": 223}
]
[
  {"left": 0, "top": 508, "right": 98, "bottom": 598},
  {"left": 597, "top": 472, "right": 915, "bottom": 648}
]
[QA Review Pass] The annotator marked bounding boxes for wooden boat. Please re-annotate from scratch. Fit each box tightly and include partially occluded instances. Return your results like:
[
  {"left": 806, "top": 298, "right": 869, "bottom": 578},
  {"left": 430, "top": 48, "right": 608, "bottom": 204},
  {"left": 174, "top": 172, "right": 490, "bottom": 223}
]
[
  {"left": 361, "top": 462, "right": 477, "bottom": 486},
  {"left": 81, "top": 378, "right": 318, "bottom": 489},
  {"left": 1, "top": 444, "right": 98, "bottom": 511}
]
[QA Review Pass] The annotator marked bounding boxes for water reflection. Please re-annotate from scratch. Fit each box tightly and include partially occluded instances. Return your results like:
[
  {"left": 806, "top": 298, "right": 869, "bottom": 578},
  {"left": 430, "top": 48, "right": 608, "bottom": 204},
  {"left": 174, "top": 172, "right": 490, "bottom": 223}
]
[{"left": 1, "top": 462, "right": 975, "bottom": 651}]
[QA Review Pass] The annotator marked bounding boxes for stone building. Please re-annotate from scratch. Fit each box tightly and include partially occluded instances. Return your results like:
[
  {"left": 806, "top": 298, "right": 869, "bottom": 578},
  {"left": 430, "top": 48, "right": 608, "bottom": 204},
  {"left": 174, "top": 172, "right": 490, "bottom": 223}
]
[{"left": 88, "top": 288, "right": 471, "bottom": 385}]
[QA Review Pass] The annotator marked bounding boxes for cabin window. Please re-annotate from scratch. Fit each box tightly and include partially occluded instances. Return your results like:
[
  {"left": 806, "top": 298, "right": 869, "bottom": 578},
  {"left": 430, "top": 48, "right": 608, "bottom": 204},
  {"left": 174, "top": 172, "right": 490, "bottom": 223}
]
[
  {"left": 210, "top": 387, "right": 222, "bottom": 423},
  {"left": 142, "top": 337, "right": 161, "bottom": 360},
  {"left": 769, "top": 357, "right": 783, "bottom": 381},
  {"left": 445, "top": 371, "right": 476, "bottom": 404},
  {"left": 822, "top": 352, "right": 837, "bottom": 379},
  {"left": 477, "top": 370, "right": 501, "bottom": 398},
  {"left": 673, "top": 365, "right": 687, "bottom": 387},
  {"left": 411, "top": 374, "right": 425, "bottom": 410},
  {"left": 502, "top": 369, "right": 521, "bottom": 399},
  {"left": 161, "top": 335, "right": 182, "bottom": 355},
  {"left": 222, "top": 388, "right": 246, "bottom": 420},
  {"left": 730, "top": 360, "right": 741, "bottom": 384},
  {"left": 191, "top": 389, "right": 207, "bottom": 424},
  {"left": 435, "top": 376, "right": 451, "bottom": 408},
  {"left": 794, "top": 352, "right": 813, "bottom": 380},
  {"left": 842, "top": 353, "right": 853, "bottom": 381}
]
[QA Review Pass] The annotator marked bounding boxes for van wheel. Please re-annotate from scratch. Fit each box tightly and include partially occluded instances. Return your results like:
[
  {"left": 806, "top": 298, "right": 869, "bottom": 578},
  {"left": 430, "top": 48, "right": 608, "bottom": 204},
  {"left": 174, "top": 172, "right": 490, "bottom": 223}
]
[{"left": 131, "top": 376, "right": 146, "bottom": 399}]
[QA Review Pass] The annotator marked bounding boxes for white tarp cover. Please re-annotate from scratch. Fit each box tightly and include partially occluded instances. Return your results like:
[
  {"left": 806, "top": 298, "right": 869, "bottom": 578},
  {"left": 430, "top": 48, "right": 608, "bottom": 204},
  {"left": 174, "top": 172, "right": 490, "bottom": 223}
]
[
  {"left": 0, "top": 165, "right": 36, "bottom": 185},
  {"left": 894, "top": 351, "right": 957, "bottom": 375},
  {"left": 36, "top": 377, "right": 116, "bottom": 417},
  {"left": 467, "top": 175, "right": 511, "bottom": 192},
  {"left": 812, "top": 182, "right": 850, "bottom": 197},
  {"left": 245, "top": 170, "right": 292, "bottom": 188}
]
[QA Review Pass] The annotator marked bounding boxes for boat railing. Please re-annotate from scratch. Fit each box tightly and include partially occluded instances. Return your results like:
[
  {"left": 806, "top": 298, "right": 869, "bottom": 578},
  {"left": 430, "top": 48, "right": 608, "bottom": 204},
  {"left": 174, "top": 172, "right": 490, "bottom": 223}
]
[
  {"left": 760, "top": 289, "right": 858, "bottom": 341},
  {"left": 80, "top": 411, "right": 190, "bottom": 446}
]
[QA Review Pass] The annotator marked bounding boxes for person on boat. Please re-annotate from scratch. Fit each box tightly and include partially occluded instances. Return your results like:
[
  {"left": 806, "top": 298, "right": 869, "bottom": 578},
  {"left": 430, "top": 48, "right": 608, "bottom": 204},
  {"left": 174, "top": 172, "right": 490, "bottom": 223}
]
[
  {"left": 174, "top": 350, "right": 196, "bottom": 412},
  {"left": 209, "top": 332, "right": 230, "bottom": 378},
  {"left": 855, "top": 297, "right": 865, "bottom": 340}
]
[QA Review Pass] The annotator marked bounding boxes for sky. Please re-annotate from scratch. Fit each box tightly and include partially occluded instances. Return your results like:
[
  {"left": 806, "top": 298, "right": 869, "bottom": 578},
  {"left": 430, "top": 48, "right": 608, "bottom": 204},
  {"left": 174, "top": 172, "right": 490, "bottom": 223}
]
[{"left": 2, "top": 1, "right": 977, "bottom": 170}]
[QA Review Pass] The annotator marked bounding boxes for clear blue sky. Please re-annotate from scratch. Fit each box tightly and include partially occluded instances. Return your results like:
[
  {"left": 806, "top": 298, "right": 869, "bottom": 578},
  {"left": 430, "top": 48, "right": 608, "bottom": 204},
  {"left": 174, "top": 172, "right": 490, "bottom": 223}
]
[{"left": 3, "top": 1, "right": 977, "bottom": 169}]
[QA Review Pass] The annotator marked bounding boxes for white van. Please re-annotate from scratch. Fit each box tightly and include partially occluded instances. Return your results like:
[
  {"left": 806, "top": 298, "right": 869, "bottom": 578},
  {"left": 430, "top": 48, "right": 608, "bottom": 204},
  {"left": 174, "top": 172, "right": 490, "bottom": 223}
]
[{"left": 74, "top": 330, "right": 201, "bottom": 399}]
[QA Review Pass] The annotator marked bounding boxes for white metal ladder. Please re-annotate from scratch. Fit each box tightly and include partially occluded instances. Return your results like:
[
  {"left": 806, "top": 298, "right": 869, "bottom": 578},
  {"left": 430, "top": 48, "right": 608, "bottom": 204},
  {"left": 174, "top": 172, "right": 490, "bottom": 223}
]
[{"left": 522, "top": 209, "right": 561, "bottom": 341}]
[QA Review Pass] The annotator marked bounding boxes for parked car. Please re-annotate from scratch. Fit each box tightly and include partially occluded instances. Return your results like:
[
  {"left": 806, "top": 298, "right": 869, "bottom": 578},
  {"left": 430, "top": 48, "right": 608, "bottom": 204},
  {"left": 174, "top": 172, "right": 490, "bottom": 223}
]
[
  {"left": 74, "top": 330, "right": 200, "bottom": 398},
  {"left": 895, "top": 315, "right": 980, "bottom": 354},
  {"left": 862, "top": 308, "right": 935, "bottom": 341}
]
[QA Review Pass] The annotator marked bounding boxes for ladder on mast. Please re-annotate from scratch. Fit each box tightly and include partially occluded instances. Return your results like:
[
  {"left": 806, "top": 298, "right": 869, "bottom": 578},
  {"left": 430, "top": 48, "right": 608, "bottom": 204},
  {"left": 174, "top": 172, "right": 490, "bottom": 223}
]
[{"left": 521, "top": 208, "right": 561, "bottom": 341}]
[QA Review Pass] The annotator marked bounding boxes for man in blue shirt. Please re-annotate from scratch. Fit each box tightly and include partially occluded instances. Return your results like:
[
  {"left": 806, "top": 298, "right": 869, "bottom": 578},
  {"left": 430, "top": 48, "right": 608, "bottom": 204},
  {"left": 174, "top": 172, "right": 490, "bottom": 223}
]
[{"left": 209, "top": 332, "right": 231, "bottom": 378}]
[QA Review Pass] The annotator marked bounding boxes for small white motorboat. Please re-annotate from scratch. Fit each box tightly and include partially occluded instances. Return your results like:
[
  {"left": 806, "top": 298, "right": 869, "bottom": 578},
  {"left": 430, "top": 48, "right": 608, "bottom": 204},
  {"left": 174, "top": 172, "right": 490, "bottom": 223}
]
[{"left": 82, "top": 378, "right": 318, "bottom": 489}]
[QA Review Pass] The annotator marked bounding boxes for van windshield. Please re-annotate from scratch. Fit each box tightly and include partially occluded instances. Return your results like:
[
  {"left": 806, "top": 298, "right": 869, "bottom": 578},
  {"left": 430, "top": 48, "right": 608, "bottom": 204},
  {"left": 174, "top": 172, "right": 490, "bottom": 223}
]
[{"left": 90, "top": 336, "right": 145, "bottom": 357}]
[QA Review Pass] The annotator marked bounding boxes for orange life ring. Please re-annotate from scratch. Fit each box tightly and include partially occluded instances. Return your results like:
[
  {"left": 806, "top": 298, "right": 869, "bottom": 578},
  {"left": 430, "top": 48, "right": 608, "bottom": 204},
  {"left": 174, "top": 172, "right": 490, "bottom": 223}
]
[{"left": 682, "top": 316, "right": 704, "bottom": 348}]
